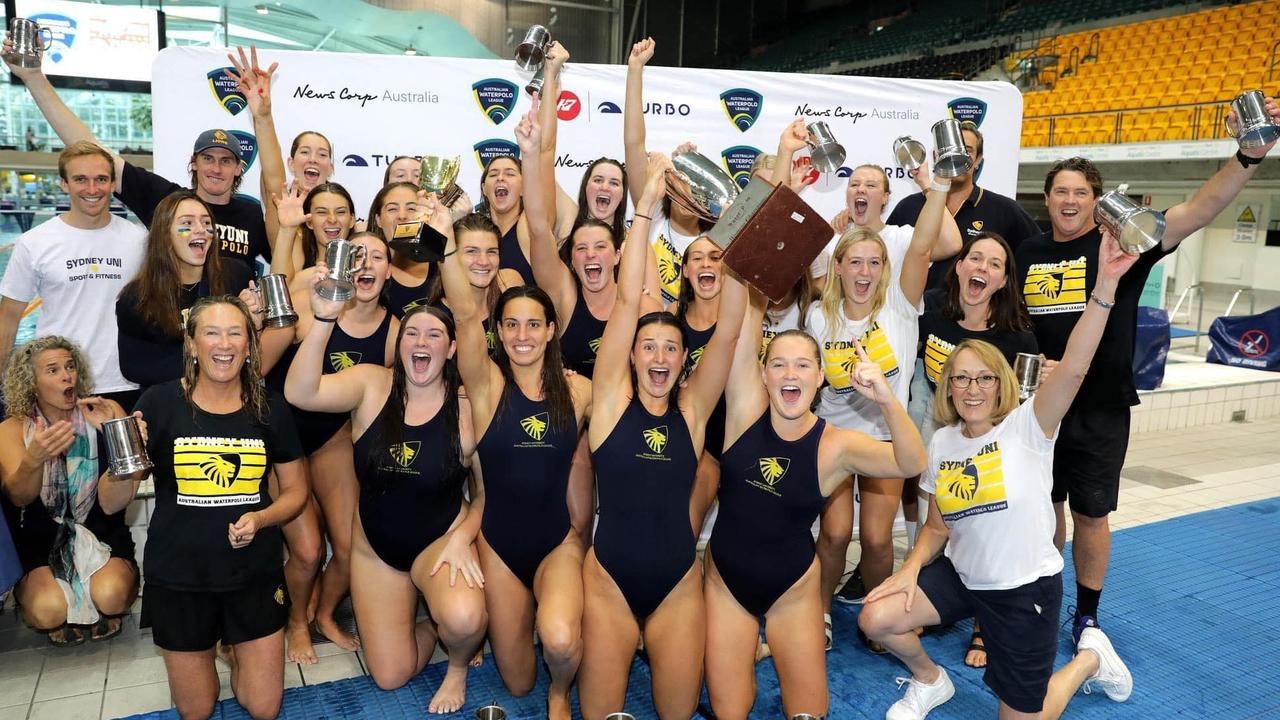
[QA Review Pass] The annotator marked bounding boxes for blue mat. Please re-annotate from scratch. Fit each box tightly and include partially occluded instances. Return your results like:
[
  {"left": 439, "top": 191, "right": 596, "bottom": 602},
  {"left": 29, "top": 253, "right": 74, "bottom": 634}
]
[
  {"left": 120, "top": 497, "right": 1280, "bottom": 719},
  {"left": 1169, "top": 326, "right": 1199, "bottom": 339}
]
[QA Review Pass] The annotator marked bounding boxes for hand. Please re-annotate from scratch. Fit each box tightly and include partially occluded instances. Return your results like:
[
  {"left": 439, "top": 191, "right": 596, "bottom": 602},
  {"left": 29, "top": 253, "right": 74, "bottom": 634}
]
[
  {"left": 76, "top": 396, "right": 117, "bottom": 431},
  {"left": 1097, "top": 226, "right": 1140, "bottom": 282},
  {"left": 309, "top": 264, "right": 346, "bottom": 319},
  {"left": 239, "top": 281, "right": 265, "bottom": 331},
  {"left": 28, "top": 416, "right": 75, "bottom": 464},
  {"left": 638, "top": 152, "right": 672, "bottom": 212},
  {"left": 830, "top": 208, "right": 852, "bottom": 234},
  {"left": 229, "top": 511, "right": 260, "bottom": 549},
  {"left": 1231, "top": 95, "right": 1278, "bottom": 160},
  {"left": 912, "top": 158, "right": 934, "bottom": 191},
  {"left": 225, "top": 45, "right": 278, "bottom": 118},
  {"left": 2, "top": 30, "right": 44, "bottom": 80},
  {"left": 778, "top": 118, "right": 808, "bottom": 154},
  {"left": 672, "top": 141, "right": 697, "bottom": 158},
  {"left": 628, "top": 37, "right": 655, "bottom": 69},
  {"left": 430, "top": 531, "right": 485, "bottom": 588},
  {"left": 273, "top": 183, "right": 309, "bottom": 229},
  {"left": 1038, "top": 354, "right": 1058, "bottom": 386},
  {"left": 544, "top": 40, "right": 570, "bottom": 73},
  {"left": 513, "top": 100, "right": 542, "bottom": 157},
  {"left": 848, "top": 338, "right": 893, "bottom": 405},
  {"left": 446, "top": 189, "right": 474, "bottom": 223},
  {"left": 132, "top": 411, "right": 149, "bottom": 446},
  {"left": 420, "top": 192, "right": 456, "bottom": 239},
  {"left": 789, "top": 156, "right": 817, "bottom": 193},
  {"left": 864, "top": 564, "right": 922, "bottom": 612}
]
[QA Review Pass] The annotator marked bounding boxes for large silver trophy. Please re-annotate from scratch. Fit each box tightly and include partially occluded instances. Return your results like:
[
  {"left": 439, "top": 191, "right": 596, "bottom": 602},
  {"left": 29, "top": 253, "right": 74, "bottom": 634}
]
[
  {"left": 805, "top": 122, "right": 846, "bottom": 174},
  {"left": 1224, "top": 89, "right": 1280, "bottom": 150},
  {"left": 514, "top": 25, "right": 551, "bottom": 72},
  {"left": 1013, "top": 353, "right": 1042, "bottom": 402},
  {"left": 316, "top": 239, "right": 367, "bottom": 302},
  {"left": 931, "top": 119, "right": 973, "bottom": 179},
  {"left": 1094, "top": 185, "right": 1164, "bottom": 255},
  {"left": 664, "top": 151, "right": 740, "bottom": 223}
]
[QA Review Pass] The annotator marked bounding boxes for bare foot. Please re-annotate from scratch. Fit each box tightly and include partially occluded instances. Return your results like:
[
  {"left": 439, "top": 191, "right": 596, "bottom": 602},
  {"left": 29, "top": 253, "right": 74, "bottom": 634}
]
[
  {"left": 287, "top": 622, "right": 318, "bottom": 665},
  {"left": 755, "top": 638, "right": 772, "bottom": 663},
  {"left": 314, "top": 616, "right": 360, "bottom": 651},
  {"left": 427, "top": 663, "right": 468, "bottom": 714},
  {"left": 548, "top": 688, "right": 572, "bottom": 720},
  {"left": 469, "top": 647, "right": 484, "bottom": 667}
]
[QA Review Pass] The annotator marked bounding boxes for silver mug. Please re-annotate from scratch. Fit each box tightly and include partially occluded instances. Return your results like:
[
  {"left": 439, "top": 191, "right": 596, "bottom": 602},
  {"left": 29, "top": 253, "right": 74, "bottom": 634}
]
[
  {"left": 1094, "top": 190, "right": 1165, "bottom": 255},
  {"left": 604, "top": 714, "right": 637, "bottom": 720},
  {"left": 1013, "top": 353, "right": 1041, "bottom": 402},
  {"left": 1224, "top": 89, "right": 1280, "bottom": 150},
  {"left": 805, "top": 121, "right": 846, "bottom": 174},
  {"left": 931, "top": 119, "right": 973, "bottom": 179},
  {"left": 102, "top": 416, "right": 152, "bottom": 477},
  {"left": 474, "top": 704, "right": 506, "bottom": 720},
  {"left": 525, "top": 65, "right": 545, "bottom": 96},
  {"left": 792, "top": 715, "right": 823, "bottom": 720},
  {"left": 514, "top": 25, "right": 551, "bottom": 71},
  {"left": 316, "top": 239, "right": 367, "bottom": 303},
  {"left": 5, "top": 18, "right": 53, "bottom": 69},
  {"left": 665, "top": 151, "right": 741, "bottom": 222},
  {"left": 257, "top": 274, "right": 297, "bottom": 328},
  {"left": 892, "top": 136, "right": 927, "bottom": 170}
]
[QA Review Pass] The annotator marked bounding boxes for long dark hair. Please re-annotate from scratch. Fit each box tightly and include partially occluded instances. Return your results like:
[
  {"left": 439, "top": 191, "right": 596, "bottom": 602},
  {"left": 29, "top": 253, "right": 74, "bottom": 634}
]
[
  {"left": 427, "top": 213, "right": 504, "bottom": 312},
  {"left": 557, "top": 217, "right": 621, "bottom": 284},
  {"left": 574, "top": 157, "right": 628, "bottom": 232},
  {"left": 125, "top": 190, "right": 226, "bottom": 340},
  {"left": 633, "top": 310, "right": 689, "bottom": 405},
  {"left": 300, "top": 182, "right": 355, "bottom": 269},
  {"left": 365, "top": 305, "right": 463, "bottom": 491},
  {"left": 941, "top": 232, "right": 1032, "bottom": 333},
  {"left": 491, "top": 285, "right": 575, "bottom": 432},
  {"left": 366, "top": 181, "right": 419, "bottom": 240},
  {"left": 477, "top": 155, "right": 522, "bottom": 219}
]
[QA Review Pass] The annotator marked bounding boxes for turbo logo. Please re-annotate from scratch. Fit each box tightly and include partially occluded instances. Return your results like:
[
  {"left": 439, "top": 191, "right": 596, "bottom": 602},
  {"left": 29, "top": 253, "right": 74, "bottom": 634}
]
[
  {"left": 343, "top": 155, "right": 369, "bottom": 167},
  {"left": 557, "top": 90, "right": 581, "bottom": 121},
  {"left": 595, "top": 100, "right": 691, "bottom": 116},
  {"left": 472, "top": 79, "right": 518, "bottom": 125},
  {"left": 598, "top": 101, "right": 621, "bottom": 114},
  {"left": 473, "top": 139, "right": 521, "bottom": 169},
  {"left": 720, "top": 88, "right": 763, "bottom": 132},
  {"left": 228, "top": 131, "right": 258, "bottom": 172},
  {"left": 721, "top": 146, "right": 762, "bottom": 188},
  {"left": 207, "top": 67, "right": 247, "bottom": 116}
]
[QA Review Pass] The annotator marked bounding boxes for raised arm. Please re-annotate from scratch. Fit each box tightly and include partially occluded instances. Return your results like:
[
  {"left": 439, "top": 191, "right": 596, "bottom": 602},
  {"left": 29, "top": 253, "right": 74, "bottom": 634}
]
[
  {"left": 685, "top": 268, "right": 746, "bottom": 423},
  {"left": 835, "top": 339, "right": 926, "bottom": 479},
  {"left": 284, "top": 268, "right": 382, "bottom": 413},
  {"left": 623, "top": 38, "right": 656, "bottom": 203},
  {"left": 227, "top": 46, "right": 285, "bottom": 241},
  {"left": 537, "top": 42, "right": 577, "bottom": 237},
  {"left": 436, "top": 195, "right": 499, "bottom": 417},
  {"left": 723, "top": 288, "right": 769, "bottom": 448},
  {"left": 1033, "top": 229, "right": 1138, "bottom": 435},
  {"left": 772, "top": 119, "right": 808, "bottom": 186},
  {"left": 269, "top": 186, "right": 308, "bottom": 279},
  {"left": 909, "top": 162, "right": 962, "bottom": 262},
  {"left": 516, "top": 103, "right": 576, "bottom": 320},
  {"left": 900, "top": 163, "right": 950, "bottom": 305}
]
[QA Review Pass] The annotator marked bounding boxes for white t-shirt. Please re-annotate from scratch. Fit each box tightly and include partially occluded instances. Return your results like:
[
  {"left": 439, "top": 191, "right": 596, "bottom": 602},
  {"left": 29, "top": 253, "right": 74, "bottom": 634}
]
[
  {"left": 806, "top": 282, "right": 921, "bottom": 440},
  {"left": 647, "top": 207, "right": 701, "bottom": 306},
  {"left": 921, "top": 401, "right": 1064, "bottom": 590},
  {"left": 0, "top": 215, "right": 146, "bottom": 393}
]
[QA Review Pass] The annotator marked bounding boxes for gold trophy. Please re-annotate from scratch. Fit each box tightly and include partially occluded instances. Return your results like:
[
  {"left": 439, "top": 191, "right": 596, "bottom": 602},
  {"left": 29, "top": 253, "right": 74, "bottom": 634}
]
[{"left": 390, "top": 156, "right": 460, "bottom": 263}]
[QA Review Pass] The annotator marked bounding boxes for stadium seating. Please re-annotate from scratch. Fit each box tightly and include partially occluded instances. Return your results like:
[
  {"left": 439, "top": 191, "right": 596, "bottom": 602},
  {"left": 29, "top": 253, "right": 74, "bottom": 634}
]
[{"left": 841, "top": 45, "right": 1015, "bottom": 81}]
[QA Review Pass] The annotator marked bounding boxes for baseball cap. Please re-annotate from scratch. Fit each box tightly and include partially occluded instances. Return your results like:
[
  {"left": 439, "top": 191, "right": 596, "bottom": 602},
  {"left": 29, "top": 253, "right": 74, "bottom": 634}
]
[{"left": 192, "top": 129, "right": 243, "bottom": 163}]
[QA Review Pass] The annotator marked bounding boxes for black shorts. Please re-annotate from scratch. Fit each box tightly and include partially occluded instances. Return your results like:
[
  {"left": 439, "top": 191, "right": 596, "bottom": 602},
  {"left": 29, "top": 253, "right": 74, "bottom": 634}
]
[
  {"left": 918, "top": 557, "right": 1062, "bottom": 714},
  {"left": 141, "top": 576, "right": 290, "bottom": 652},
  {"left": 1051, "top": 404, "right": 1130, "bottom": 518}
]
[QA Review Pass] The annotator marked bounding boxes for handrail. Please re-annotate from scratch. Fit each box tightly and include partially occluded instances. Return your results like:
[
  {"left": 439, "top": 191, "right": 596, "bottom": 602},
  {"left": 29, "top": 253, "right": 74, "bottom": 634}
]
[
  {"left": 1224, "top": 288, "right": 1256, "bottom": 318},
  {"left": 1170, "top": 282, "right": 1201, "bottom": 324},
  {"left": 1082, "top": 32, "right": 1099, "bottom": 63}
]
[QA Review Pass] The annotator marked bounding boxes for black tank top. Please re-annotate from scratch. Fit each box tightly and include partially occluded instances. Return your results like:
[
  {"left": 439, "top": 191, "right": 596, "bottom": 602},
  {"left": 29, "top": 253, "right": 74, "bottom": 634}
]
[
  {"left": 385, "top": 267, "right": 438, "bottom": 320},
  {"left": 560, "top": 288, "right": 608, "bottom": 378},
  {"left": 499, "top": 223, "right": 534, "bottom": 285}
]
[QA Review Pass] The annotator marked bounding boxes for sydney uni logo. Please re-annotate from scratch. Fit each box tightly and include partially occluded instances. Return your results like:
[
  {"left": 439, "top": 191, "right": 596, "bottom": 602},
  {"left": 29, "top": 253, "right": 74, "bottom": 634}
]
[
  {"left": 473, "top": 78, "right": 518, "bottom": 124},
  {"left": 643, "top": 426, "right": 668, "bottom": 454},
  {"left": 521, "top": 412, "right": 549, "bottom": 441},
  {"left": 330, "top": 351, "right": 363, "bottom": 371},
  {"left": 948, "top": 463, "right": 981, "bottom": 502},
  {"left": 389, "top": 441, "right": 421, "bottom": 468},
  {"left": 208, "top": 67, "right": 247, "bottom": 116},
  {"left": 474, "top": 139, "right": 520, "bottom": 169},
  {"left": 229, "top": 131, "right": 258, "bottom": 172},
  {"left": 721, "top": 145, "right": 762, "bottom": 189},
  {"left": 759, "top": 457, "right": 790, "bottom": 486},
  {"left": 721, "top": 88, "right": 763, "bottom": 132}
]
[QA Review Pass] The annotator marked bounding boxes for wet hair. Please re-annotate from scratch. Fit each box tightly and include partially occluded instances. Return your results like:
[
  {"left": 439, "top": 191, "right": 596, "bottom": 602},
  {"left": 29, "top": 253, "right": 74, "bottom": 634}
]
[
  {"left": 289, "top": 130, "right": 333, "bottom": 159},
  {"left": 557, "top": 218, "right": 621, "bottom": 284},
  {"left": 477, "top": 156, "right": 522, "bottom": 217},
  {"left": 366, "top": 181, "right": 420, "bottom": 240},
  {"left": 181, "top": 295, "right": 268, "bottom": 425},
  {"left": 491, "top": 285, "right": 575, "bottom": 432},
  {"left": 574, "top": 157, "right": 628, "bottom": 232},
  {"left": 632, "top": 311, "right": 689, "bottom": 404},
  {"left": 3, "top": 336, "right": 94, "bottom": 419},
  {"left": 675, "top": 237, "right": 722, "bottom": 321},
  {"left": 124, "top": 191, "right": 227, "bottom": 340},
  {"left": 762, "top": 328, "right": 823, "bottom": 365},
  {"left": 1044, "top": 156, "right": 1103, "bottom": 198},
  {"left": 932, "top": 339, "right": 1020, "bottom": 427},
  {"left": 426, "top": 213, "right": 504, "bottom": 311},
  {"left": 382, "top": 156, "right": 420, "bottom": 186},
  {"left": 819, "top": 228, "right": 890, "bottom": 333},
  {"left": 58, "top": 141, "right": 116, "bottom": 182},
  {"left": 299, "top": 182, "right": 355, "bottom": 269},
  {"left": 941, "top": 232, "right": 1032, "bottom": 333}
]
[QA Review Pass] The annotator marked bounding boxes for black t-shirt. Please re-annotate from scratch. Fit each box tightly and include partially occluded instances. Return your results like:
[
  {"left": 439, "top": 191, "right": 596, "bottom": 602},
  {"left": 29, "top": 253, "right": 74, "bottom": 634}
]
[
  {"left": 115, "top": 259, "right": 253, "bottom": 390},
  {"left": 918, "top": 310, "right": 1039, "bottom": 393},
  {"left": 115, "top": 162, "right": 271, "bottom": 268},
  {"left": 1015, "top": 226, "right": 1172, "bottom": 409},
  {"left": 135, "top": 380, "right": 303, "bottom": 591},
  {"left": 888, "top": 185, "right": 1042, "bottom": 293}
]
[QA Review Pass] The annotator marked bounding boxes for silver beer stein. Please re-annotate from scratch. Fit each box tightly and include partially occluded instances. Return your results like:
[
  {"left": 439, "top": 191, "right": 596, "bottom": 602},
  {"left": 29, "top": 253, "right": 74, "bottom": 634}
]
[
  {"left": 316, "top": 239, "right": 367, "bottom": 303},
  {"left": 102, "top": 416, "right": 152, "bottom": 477},
  {"left": 4, "top": 18, "right": 53, "bottom": 69},
  {"left": 1013, "top": 353, "right": 1042, "bottom": 402},
  {"left": 792, "top": 715, "right": 823, "bottom": 720},
  {"left": 474, "top": 703, "right": 506, "bottom": 720},
  {"left": 805, "top": 121, "right": 846, "bottom": 174},
  {"left": 604, "top": 714, "right": 637, "bottom": 720},
  {"left": 514, "top": 25, "right": 551, "bottom": 71},
  {"left": 665, "top": 151, "right": 741, "bottom": 222},
  {"left": 1223, "top": 89, "right": 1280, "bottom": 150},
  {"left": 256, "top": 274, "right": 297, "bottom": 328},
  {"left": 931, "top": 119, "right": 973, "bottom": 179},
  {"left": 892, "top": 136, "right": 927, "bottom": 170},
  {"left": 525, "top": 65, "right": 545, "bottom": 96},
  {"left": 1094, "top": 189, "right": 1165, "bottom": 255}
]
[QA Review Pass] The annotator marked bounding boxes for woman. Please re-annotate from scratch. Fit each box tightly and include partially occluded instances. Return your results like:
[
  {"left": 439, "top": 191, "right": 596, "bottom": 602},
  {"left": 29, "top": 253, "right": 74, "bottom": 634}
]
[
  {"left": 134, "top": 296, "right": 308, "bottom": 720},
  {"left": 707, "top": 291, "right": 926, "bottom": 718},
  {"left": 271, "top": 182, "right": 356, "bottom": 290},
  {"left": 0, "top": 337, "right": 146, "bottom": 646},
  {"left": 262, "top": 231, "right": 397, "bottom": 659},
  {"left": 115, "top": 191, "right": 255, "bottom": 391},
  {"left": 285, "top": 282, "right": 486, "bottom": 714},
  {"left": 384, "top": 156, "right": 421, "bottom": 186},
  {"left": 368, "top": 181, "right": 435, "bottom": 318},
  {"left": 434, "top": 188, "right": 591, "bottom": 720},
  {"left": 859, "top": 230, "right": 1137, "bottom": 720}
]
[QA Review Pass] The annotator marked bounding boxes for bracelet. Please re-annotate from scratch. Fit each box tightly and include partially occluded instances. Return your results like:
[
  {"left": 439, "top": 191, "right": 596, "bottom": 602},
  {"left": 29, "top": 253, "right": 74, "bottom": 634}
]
[
  {"left": 1236, "top": 150, "right": 1263, "bottom": 169},
  {"left": 314, "top": 315, "right": 338, "bottom": 323},
  {"left": 1089, "top": 293, "right": 1115, "bottom": 309},
  {"left": 930, "top": 178, "right": 951, "bottom": 193},
  {"left": 634, "top": 212, "right": 653, "bottom": 221}
]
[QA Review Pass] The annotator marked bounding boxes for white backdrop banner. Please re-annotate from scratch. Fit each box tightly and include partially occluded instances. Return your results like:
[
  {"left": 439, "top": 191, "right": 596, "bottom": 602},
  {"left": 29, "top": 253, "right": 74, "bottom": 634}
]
[{"left": 151, "top": 46, "right": 1024, "bottom": 221}]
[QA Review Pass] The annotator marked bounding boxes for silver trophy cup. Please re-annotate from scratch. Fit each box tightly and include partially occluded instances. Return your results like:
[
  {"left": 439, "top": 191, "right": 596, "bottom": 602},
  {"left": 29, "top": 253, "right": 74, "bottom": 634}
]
[
  {"left": 316, "top": 239, "right": 367, "bottom": 303},
  {"left": 514, "top": 25, "right": 551, "bottom": 71},
  {"left": 474, "top": 703, "right": 506, "bottom": 720},
  {"left": 665, "top": 151, "right": 741, "bottom": 222},
  {"left": 1013, "top": 353, "right": 1042, "bottom": 402},
  {"left": 525, "top": 65, "right": 545, "bottom": 95},
  {"left": 892, "top": 136, "right": 927, "bottom": 170},
  {"left": 5, "top": 18, "right": 52, "bottom": 69},
  {"left": 1223, "top": 89, "right": 1280, "bottom": 150},
  {"left": 931, "top": 119, "right": 973, "bottom": 179},
  {"left": 604, "top": 714, "right": 637, "bottom": 720},
  {"left": 257, "top": 274, "right": 298, "bottom": 328},
  {"left": 1094, "top": 190, "right": 1165, "bottom": 255},
  {"left": 805, "top": 121, "right": 847, "bottom": 174},
  {"left": 102, "top": 416, "right": 152, "bottom": 477},
  {"left": 792, "top": 715, "right": 823, "bottom": 720}
]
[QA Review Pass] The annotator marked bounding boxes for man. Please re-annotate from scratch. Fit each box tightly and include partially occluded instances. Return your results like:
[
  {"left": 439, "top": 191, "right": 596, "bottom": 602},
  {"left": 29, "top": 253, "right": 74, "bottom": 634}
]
[
  {"left": 1016, "top": 94, "right": 1277, "bottom": 642},
  {"left": 0, "top": 142, "right": 146, "bottom": 409},
  {"left": 3, "top": 48, "right": 270, "bottom": 270}
]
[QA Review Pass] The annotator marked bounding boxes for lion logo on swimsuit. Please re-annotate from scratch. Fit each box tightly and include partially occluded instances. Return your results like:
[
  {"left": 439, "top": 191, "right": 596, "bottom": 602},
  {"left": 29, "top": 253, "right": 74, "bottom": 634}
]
[
  {"left": 389, "top": 441, "right": 421, "bottom": 468},
  {"left": 200, "top": 453, "right": 242, "bottom": 489},
  {"left": 948, "top": 463, "right": 981, "bottom": 502},
  {"left": 1032, "top": 272, "right": 1063, "bottom": 300},
  {"left": 759, "top": 457, "right": 790, "bottom": 486},
  {"left": 521, "top": 412, "right": 549, "bottom": 441},
  {"left": 588, "top": 337, "right": 602, "bottom": 354},
  {"left": 329, "top": 351, "right": 363, "bottom": 372},
  {"left": 689, "top": 346, "right": 706, "bottom": 367},
  {"left": 643, "top": 426, "right": 668, "bottom": 454}
]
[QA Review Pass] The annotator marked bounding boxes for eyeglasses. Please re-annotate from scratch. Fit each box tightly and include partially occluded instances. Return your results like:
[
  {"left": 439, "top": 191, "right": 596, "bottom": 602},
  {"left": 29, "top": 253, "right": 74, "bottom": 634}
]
[{"left": 949, "top": 374, "right": 999, "bottom": 389}]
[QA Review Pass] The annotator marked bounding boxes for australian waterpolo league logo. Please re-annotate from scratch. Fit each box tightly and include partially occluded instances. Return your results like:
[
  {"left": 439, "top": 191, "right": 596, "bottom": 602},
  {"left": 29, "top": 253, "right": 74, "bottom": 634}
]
[
  {"left": 474, "top": 139, "right": 520, "bottom": 169},
  {"left": 228, "top": 130, "right": 258, "bottom": 172},
  {"left": 721, "top": 88, "right": 763, "bottom": 132},
  {"left": 473, "top": 78, "right": 518, "bottom": 125},
  {"left": 948, "top": 97, "right": 988, "bottom": 127},
  {"left": 208, "top": 67, "right": 247, "bottom": 116},
  {"left": 721, "top": 146, "right": 762, "bottom": 188}
]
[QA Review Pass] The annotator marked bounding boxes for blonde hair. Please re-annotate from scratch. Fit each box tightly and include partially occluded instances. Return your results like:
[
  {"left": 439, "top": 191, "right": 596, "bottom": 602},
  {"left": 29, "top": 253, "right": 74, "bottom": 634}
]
[
  {"left": 58, "top": 140, "right": 116, "bottom": 182},
  {"left": 932, "top": 339, "right": 1020, "bottom": 427},
  {"left": 3, "top": 336, "right": 95, "bottom": 419},
  {"left": 820, "top": 228, "right": 891, "bottom": 335}
]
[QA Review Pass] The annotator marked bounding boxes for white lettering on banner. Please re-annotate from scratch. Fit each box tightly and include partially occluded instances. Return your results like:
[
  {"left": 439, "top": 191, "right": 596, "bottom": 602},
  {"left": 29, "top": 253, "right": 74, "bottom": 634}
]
[{"left": 152, "top": 47, "right": 1023, "bottom": 227}]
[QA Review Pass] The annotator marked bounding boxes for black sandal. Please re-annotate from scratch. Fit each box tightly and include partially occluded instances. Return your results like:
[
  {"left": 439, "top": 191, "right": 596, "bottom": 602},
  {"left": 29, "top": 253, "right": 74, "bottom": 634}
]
[
  {"left": 48, "top": 625, "right": 85, "bottom": 647},
  {"left": 90, "top": 616, "right": 123, "bottom": 642},
  {"left": 964, "top": 627, "right": 987, "bottom": 668}
]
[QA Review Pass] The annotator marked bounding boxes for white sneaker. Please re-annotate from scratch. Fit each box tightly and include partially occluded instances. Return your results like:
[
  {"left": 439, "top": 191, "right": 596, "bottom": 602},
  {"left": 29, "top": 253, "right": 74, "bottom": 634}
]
[
  {"left": 1077, "top": 626, "right": 1133, "bottom": 702},
  {"left": 886, "top": 666, "right": 955, "bottom": 720}
]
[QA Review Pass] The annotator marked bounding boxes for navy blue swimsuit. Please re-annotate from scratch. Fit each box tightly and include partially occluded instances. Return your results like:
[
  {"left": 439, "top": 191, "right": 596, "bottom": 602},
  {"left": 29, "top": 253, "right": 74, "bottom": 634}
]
[
  {"left": 710, "top": 411, "right": 826, "bottom": 616},
  {"left": 681, "top": 317, "right": 727, "bottom": 460},
  {"left": 592, "top": 398, "right": 698, "bottom": 618},
  {"left": 385, "top": 267, "right": 437, "bottom": 320},
  {"left": 498, "top": 223, "right": 535, "bottom": 285},
  {"left": 560, "top": 288, "right": 608, "bottom": 378}
]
